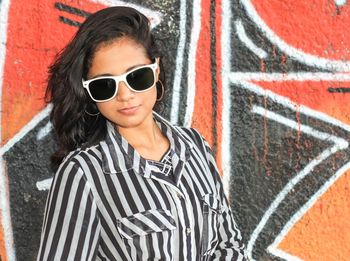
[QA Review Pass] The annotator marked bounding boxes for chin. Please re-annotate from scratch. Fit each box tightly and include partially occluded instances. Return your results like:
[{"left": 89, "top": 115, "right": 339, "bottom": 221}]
[{"left": 112, "top": 116, "right": 144, "bottom": 129}]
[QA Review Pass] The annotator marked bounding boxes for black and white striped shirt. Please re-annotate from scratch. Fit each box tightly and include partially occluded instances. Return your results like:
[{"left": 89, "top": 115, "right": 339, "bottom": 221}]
[{"left": 37, "top": 111, "right": 247, "bottom": 261}]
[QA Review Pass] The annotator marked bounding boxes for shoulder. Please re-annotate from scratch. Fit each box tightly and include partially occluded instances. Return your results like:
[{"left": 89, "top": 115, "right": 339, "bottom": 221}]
[
  {"left": 176, "top": 126, "right": 207, "bottom": 145},
  {"left": 49, "top": 144, "right": 103, "bottom": 194},
  {"left": 175, "top": 126, "right": 211, "bottom": 160},
  {"left": 57, "top": 144, "right": 103, "bottom": 174},
  {"left": 153, "top": 111, "right": 207, "bottom": 148}
]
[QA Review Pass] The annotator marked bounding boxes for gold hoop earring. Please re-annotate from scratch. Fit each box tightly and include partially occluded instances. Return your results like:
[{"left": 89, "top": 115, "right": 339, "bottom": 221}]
[
  {"left": 85, "top": 105, "right": 100, "bottom": 116},
  {"left": 85, "top": 110, "right": 100, "bottom": 116},
  {"left": 156, "top": 80, "right": 164, "bottom": 101}
]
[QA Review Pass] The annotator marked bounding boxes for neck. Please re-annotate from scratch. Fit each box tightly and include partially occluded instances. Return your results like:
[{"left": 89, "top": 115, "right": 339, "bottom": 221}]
[{"left": 116, "top": 114, "right": 162, "bottom": 149}]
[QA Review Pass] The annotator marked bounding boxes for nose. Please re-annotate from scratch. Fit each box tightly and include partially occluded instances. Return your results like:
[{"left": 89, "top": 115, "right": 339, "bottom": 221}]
[{"left": 116, "top": 81, "right": 134, "bottom": 101}]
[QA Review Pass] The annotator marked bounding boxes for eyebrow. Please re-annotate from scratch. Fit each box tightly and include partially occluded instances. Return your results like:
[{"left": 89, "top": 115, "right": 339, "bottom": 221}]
[{"left": 89, "top": 63, "right": 148, "bottom": 79}]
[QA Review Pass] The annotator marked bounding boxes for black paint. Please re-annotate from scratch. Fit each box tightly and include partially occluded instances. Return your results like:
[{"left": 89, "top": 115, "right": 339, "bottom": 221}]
[
  {"left": 4, "top": 118, "right": 56, "bottom": 261},
  {"left": 58, "top": 16, "right": 81, "bottom": 27},
  {"left": 210, "top": 0, "right": 218, "bottom": 156},
  {"left": 230, "top": 84, "right": 350, "bottom": 259},
  {"left": 231, "top": 0, "right": 324, "bottom": 73},
  {"left": 54, "top": 2, "right": 90, "bottom": 18},
  {"left": 328, "top": 87, "right": 350, "bottom": 93}
]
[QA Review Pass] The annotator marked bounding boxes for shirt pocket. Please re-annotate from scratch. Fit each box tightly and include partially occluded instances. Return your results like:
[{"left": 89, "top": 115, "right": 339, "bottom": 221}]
[
  {"left": 116, "top": 209, "right": 176, "bottom": 260},
  {"left": 201, "top": 194, "right": 223, "bottom": 258}
]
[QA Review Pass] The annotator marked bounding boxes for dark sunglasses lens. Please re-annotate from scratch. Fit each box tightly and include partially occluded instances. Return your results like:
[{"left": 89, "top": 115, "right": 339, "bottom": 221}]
[
  {"left": 126, "top": 67, "right": 155, "bottom": 91},
  {"left": 89, "top": 79, "right": 116, "bottom": 101}
]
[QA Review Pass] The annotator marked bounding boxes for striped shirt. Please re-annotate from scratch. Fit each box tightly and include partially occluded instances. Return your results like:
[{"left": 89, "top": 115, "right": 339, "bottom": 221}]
[
  {"left": 148, "top": 148, "right": 173, "bottom": 178},
  {"left": 37, "top": 111, "right": 247, "bottom": 261}
]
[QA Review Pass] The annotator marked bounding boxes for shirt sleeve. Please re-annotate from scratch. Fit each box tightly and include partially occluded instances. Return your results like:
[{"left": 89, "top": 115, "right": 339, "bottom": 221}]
[
  {"left": 37, "top": 160, "right": 101, "bottom": 261},
  {"left": 202, "top": 137, "right": 247, "bottom": 261}
]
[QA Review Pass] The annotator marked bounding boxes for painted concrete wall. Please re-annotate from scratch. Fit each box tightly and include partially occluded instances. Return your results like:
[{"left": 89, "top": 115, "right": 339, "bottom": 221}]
[{"left": 1, "top": 0, "right": 350, "bottom": 260}]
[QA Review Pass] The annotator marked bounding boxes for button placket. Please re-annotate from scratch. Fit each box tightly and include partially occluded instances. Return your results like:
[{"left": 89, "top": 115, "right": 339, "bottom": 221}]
[{"left": 177, "top": 185, "right": 196, "bottom": 260}]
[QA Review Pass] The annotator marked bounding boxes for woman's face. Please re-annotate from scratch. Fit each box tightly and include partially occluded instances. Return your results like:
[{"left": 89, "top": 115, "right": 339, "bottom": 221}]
[{"left": 87, "top": 37, "right": 159, "bottom": 130}]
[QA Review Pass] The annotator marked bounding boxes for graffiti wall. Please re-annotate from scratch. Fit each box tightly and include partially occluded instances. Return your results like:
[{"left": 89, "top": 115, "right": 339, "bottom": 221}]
[{"left": 1, "top": 0, "right": 350, "bottom": 260}]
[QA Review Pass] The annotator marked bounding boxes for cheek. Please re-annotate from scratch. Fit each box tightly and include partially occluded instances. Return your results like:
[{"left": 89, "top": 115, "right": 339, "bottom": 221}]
[
  {"left": 138, "top": 86, "right": 157, "bottom": 105},
  {"left": 150, "top": 86, "right": 157, "bottom": 100},
  {"left": 96, "top": 102, "right": 115, "bottom": 116},
  {"left": 146, "top": 87, "right": 158, "bottom": 106}
]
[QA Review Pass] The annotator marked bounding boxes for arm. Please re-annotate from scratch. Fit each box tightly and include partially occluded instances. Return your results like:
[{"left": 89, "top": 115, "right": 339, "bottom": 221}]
[
  {"left": 202, "top": 138, "right": 247, "bottom": 261},
  {"left": 37, "top": 161, "right": 101, "bottom": 261}
]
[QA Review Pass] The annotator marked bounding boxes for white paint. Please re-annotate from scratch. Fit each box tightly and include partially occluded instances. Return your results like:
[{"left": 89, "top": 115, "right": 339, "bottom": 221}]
[
  {"left": 235, "top": 20, "right": 268, "bottom": 59},
  {"left": 91, "top": 0, "right": 162, "bottom": 28},
  {"left": 170, "top": 0, "right": 187, "bottom": 124},
  {"left": 232, "top": 80, "right": 350, "bottom": 259},
  {"left": 268, "top": 161, "right": 350, "bottom": 259},
  {"left": 0, "top": 104, "right": 52, "bottom": 157},
  {"left": 232, "top": 80, "right": 350, "bottom": 133},
  {"left": 36, "top": 121, "right": 52, "bottom": 140},
  {"left": 230, "top": 72, "right": 350, "bottom": 82},
  {"left": 0, "top": 159, "right": 16, "bottom": 261},
  {"left": 240, "top": 0, "right": 350, "bottom": 72},
  {"left": 246, "top": 105, "right": 348, "bottom": 261},
  {"left": 267, "top": 247, "right": 303, "bottom": 261},
  {"left": 252, "top": 106, "right": 348, "bottom": 148},
  {"left": 0, "top": 0, "right": 17, "bottom": 260},
  {"left": 183, "top": 0, "right": 202, "bottom": 127},
  {"left": 335, "top": 0, "right": 347, "bottom": 7},
  {"left": 221, "top": 0, "right": 233, "bottom": 196},
  {"left": 36, "top": 177, "right": 53, "bottom": 191}
]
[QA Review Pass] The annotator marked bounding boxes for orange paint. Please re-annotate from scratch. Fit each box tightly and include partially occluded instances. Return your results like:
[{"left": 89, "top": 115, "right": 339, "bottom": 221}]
[
  {"left": 0, "top": 222, "right": 8, "bottom": 261},
  {"left": 192, "top": 0, "right": 213, "bottom": 144},
  {"left": 191, "top": 0, "right": 224, "bottom": 175},
  {"left": 254, "top": 80, "right": 350, "bottom": 259},
  {"left": 1, "top": 0, "right": 106, "bottom": 144},
  {"left": 0, "top": 169, "right": 8, "bottom": 261},
  {"left": 0, "top": 0, "right": 107, "bottom": 256},
  {"left": 278, "top": 169, "right": 350, "bottom": 260},
  {"left": 254, "top": 81, "right": 350, "bottom": 126},
  {"left": 250, "top": 0, "right": 350, "bottom": 60}
]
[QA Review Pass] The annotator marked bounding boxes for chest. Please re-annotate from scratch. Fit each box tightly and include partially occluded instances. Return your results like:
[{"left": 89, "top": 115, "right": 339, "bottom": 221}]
[
  {"left": 87, "top": 156, "right": 223, "bottom": 260},
  {"left": 96, "top": 160, "right": 217, "bottom": 218}
]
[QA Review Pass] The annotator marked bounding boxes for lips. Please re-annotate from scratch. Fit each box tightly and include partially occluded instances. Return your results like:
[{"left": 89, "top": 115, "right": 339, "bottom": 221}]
[{"left": 118, "top": 105, "right": 140, "bottom": 115}]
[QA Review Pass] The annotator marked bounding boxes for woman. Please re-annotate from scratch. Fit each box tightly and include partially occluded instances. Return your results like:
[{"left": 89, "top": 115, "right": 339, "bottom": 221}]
[{"left": 37, "top": 6, "right": 246, "bottom": 261}]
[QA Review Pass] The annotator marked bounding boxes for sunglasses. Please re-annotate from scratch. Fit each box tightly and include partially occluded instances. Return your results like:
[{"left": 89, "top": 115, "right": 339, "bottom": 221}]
[{"left": 82, "top": 59, "right": 158, "bottom": 102}]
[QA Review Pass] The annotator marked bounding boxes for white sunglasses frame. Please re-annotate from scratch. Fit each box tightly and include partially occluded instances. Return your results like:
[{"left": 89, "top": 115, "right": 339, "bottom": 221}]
[{"left": 82, "top": 59, "right": 159, "bottom": 102}]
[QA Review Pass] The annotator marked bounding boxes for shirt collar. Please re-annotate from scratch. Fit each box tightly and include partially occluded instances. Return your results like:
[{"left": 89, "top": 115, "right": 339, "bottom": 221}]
[{"left": 100, "top": 110, "right": 193, "bottom": 176}]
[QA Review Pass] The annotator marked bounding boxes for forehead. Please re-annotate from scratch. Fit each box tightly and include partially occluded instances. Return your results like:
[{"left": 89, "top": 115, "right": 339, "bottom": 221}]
[
  {"left": 96, "top": 36, "right": 143, "bottom": 51},
  {"left": 88, "top": 38, "right": 150, "bottom": 77}
]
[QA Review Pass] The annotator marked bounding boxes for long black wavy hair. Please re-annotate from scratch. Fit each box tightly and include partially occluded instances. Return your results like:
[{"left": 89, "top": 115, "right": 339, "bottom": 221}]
[{"left": 46, "top": 6, "right": 164, "bottom": 165}]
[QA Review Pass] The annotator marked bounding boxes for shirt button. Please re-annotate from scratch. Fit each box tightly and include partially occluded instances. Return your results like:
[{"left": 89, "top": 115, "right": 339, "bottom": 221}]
[
  {"left": 186, "top": 228, "right": 191, "bottom": 235},
  {"left": 176, "top": 192, "right": 182, "bottom": 198}
]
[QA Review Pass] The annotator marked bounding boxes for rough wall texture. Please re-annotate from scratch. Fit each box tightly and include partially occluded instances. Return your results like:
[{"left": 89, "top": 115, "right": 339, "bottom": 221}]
[{"left": 1, "top": 0, "right": 350, "bottom": 260}]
